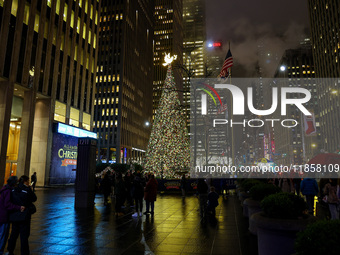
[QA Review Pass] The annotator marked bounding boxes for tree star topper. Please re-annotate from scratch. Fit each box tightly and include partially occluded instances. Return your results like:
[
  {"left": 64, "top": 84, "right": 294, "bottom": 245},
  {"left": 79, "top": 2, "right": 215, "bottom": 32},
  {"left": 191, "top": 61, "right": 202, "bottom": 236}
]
[{"left": 163, "top": 53, "right": 177, "bottom": 66}]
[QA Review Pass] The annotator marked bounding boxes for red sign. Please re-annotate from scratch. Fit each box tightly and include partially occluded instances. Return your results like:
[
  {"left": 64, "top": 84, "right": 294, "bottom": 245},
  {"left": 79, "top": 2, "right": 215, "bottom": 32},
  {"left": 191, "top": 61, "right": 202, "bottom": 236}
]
[{"left": 213, "top": 42, "right": 222, "bottom": 47}]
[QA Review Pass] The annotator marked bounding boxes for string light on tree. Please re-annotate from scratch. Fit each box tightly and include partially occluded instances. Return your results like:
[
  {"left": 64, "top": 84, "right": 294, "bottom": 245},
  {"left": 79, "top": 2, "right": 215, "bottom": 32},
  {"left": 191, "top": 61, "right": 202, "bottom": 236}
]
[{"left": 144, "top": 53, "right": 190, "bottom": 178}]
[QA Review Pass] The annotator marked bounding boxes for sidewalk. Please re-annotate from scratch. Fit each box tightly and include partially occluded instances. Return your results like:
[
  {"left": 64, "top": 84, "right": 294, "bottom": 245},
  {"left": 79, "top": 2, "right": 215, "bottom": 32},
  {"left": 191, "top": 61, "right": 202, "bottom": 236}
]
[{"left": 12, "top": 187, "right": 257, "bottom": 255}]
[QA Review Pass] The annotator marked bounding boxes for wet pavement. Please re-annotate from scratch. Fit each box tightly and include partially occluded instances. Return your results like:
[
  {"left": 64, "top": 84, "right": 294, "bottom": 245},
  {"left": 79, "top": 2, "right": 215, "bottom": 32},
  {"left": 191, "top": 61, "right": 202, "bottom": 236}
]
[{"left": 11, "top": 187, "right": 258, "bottom": 255}]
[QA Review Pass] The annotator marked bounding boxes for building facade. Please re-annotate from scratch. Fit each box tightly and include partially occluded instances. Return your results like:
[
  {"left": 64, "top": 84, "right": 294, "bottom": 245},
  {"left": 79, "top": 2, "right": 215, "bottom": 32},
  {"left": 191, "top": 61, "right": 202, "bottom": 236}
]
[
  {"left": 153, "top": 0, "right": 183, "bottom": 117},
  {"left": 94, "top": 0, "right": 154, "bottom": 164},
  {"left": 273, "top": 44, "right": 320, "bottom": 166},
  {"left": 0, "top": 0, "right": 100, "bottom": 186},
  {"left": 308, "top": 0, "right": 340, "bottom": 153}
]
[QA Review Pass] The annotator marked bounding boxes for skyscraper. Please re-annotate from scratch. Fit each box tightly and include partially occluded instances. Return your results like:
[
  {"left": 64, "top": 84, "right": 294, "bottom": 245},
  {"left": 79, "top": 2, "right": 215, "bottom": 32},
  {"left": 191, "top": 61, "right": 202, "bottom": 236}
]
[
  {"left": 273, "top": 44, "right": 319, "bottom": 165},
  {"left": 308, "top": 0, "right": 340, "bottom": 153},
  {"left": 94, "top": 0, "right": 154, "bottom": 164},
  {"left": 182, "top": 0, "right": 206, "bottom": 127},
  {"left": 183, "top": 0, "right": 205, "bottom": 77},
  {"left": 153, "top": 0, "right": 183, "bottom": 117},
  {"left": 0, "top": 0, "right": 100, "bottom": 185}
]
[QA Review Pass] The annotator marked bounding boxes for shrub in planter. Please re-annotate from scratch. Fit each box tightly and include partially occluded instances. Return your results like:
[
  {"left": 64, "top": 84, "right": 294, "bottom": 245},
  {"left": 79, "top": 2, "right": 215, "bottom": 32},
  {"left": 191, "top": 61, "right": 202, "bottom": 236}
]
[
  {"left": 295, "top": 220, "right": 340, "bottom": 255},
  {"left": 249, "top": 183, "right": 281, "bottom": 201},
  {"left": 261, "top": 192, "right": 307, "bottom": 219},
  {"left": 246, "top": 184, "right": 281, "bottom": 234},
  {"left": 240, "top": 179, "right": 263, "bottom": 192},
  {"left": 253, "top": 193, "right": 315, "bottom": 255}
]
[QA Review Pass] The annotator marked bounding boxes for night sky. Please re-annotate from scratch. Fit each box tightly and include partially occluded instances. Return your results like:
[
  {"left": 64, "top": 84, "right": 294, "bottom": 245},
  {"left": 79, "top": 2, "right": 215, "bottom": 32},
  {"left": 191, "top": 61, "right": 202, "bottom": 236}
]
[{"left": 206, "top": 0, "right": 310, "bottom": 76}]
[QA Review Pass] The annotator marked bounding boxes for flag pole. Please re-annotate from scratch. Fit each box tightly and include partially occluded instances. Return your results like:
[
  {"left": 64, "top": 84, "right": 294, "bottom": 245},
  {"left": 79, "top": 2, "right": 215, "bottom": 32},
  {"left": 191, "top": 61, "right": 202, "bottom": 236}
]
[{"left": 228, "top": 41, "right": 235, "bottom": 167}]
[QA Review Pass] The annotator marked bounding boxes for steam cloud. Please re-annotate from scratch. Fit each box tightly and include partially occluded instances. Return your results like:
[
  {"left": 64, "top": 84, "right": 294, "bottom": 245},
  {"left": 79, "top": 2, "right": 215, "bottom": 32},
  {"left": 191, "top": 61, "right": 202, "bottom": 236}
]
[{"left": 219, "top": 18, "right": 309, "bottom": 77}]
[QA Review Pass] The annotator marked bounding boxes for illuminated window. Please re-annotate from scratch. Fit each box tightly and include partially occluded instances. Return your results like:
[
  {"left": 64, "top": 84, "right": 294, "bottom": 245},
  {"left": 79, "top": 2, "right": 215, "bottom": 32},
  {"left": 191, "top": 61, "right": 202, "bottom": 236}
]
[
  {"left": 23, "top": 3, "right": 30, "bottom": 25},
  {"left": 70, "top": 107, "right": 79, "bottom": 127},
  {"left": 70, "top": 11, "right": 75, "bottom": 28},
  {"left": 56, "top": 0, "right": 60, "bottom": 15},
  {"left": 11, "top": 0, "right": 18, "bottom": 16},
  {"left": 83, "top": 113, "right": 91, "bottom": 131},
  {"left": 34, "top": 14, "right": 40, "bottom": 33},
  {"left": 63, "top": 4, "right": 68, "bottom": 22},
  {"left": 54, "top": 101, "right": 66, "bottom": 123}
]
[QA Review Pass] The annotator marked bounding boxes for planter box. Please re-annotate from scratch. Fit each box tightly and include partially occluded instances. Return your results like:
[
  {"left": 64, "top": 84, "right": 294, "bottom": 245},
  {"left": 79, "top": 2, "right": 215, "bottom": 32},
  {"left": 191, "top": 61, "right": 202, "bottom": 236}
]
[
  {"left": 244, "top": 199, "right": 262, "bottom": 234},
  {"left": 252, "top": 213, "right": 317, "bottom": 255},
  {"left": 239, "top": 191, "right": 250, "bottom": 207}
]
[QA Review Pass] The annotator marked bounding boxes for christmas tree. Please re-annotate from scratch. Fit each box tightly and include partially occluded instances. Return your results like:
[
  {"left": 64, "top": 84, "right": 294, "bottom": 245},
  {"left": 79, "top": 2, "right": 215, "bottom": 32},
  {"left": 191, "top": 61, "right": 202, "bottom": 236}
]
[{"left": 144, "top": 61, "right": 190, "bottom": 178}]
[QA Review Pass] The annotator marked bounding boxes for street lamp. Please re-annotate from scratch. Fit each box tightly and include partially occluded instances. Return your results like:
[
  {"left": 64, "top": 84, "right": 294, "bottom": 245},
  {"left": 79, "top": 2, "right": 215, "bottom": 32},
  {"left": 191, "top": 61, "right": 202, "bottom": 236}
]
[
  {"left": 331, "top": 89, "right": 338, "bottom": 95},
  {"left": 280, "top": 65, "right": 286, "bottom": 72}
]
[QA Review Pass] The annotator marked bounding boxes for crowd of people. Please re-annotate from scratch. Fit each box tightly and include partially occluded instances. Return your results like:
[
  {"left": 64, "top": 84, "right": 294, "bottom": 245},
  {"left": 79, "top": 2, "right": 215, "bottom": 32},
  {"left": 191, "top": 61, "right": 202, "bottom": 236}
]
[
  {"left": 267, "top": 177, "right": 340, "bottom": 219},
  {"left": 97, "top": 170, "right": 340, "bottom": 223},
  {"left": 98, "top": 171, "right": 158, "bottom": 217},
  {"left": 0, "top": 175, "right": 37, "bottom": 255}
]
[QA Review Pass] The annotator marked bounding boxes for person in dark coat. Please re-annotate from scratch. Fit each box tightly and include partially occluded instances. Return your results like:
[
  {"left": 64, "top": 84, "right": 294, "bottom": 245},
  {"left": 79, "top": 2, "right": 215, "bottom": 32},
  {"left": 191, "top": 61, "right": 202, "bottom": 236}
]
[
  {"left": 197, "top": 179, "right": 208, "bottom": 222},
  {"left": 207, "top": 186, "right": 219, "bottom": 216},
  {"left": 101, "top": 172, "right": 112, "bottom": 206},
  {"left": 114, "top": 173, "right": 126, "bottom": 216},
  {"left": 0, "top": 176, "right": 25, "bottom": 255},
  {"left": 132, "top": 172, "right": 145, "bottom": 217},
  {"left": 144, "top": 174, "right": 158, "bottom": 215},
  {"left": 300, "top": 178, "right": 319, "bottom": 215},
  {"left": 7, "top": 175, "right": 37, "bottom": 255},
  {"left": 180, "top": 174, "right": 187, "bottom": 197},
  {"left": 30, "top": 172, "right": 37, "bottom": 192}
]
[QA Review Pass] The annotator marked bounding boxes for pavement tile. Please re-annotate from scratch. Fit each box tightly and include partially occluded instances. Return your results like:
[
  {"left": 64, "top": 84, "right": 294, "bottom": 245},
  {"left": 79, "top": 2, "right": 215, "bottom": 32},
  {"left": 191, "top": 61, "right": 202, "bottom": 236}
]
[{"left": 7, "top": 188, "right": 258, "bottom": 255}]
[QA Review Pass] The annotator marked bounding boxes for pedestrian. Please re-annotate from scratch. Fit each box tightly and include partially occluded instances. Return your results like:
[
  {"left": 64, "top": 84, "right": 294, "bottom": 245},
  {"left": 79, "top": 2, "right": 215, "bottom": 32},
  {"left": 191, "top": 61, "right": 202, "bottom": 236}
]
[
  {"left": 30, "top": 172, "right": 37, "bottom": 192},
  {"left": 0, "top": 176, "right": 25, "bottom": 255},
  {"left": 144, "top": 174, "right": 158, "bottom": 215},
  {"left": 132, "top": 172, "right": 145, "bottom": 217},
  {"left": 207, "top": 186, "right": 219, "bottom": 216},
  {"left": 7, "top": 175, "right": 37, "bottom": 255},
  {"left": 124, "top": 172, "right": 133, "bottom": 206},
  {"left": 197, "top": 179, "right": 208, "bottom": 223},
  {"left": 114, "top": 173, "right": 126, "bottom": 216},
  {"left": 323, "top": 178, "right": 339, "bottom": 220},
  {"left": 180, "top": 174, "right": 187, "bottom": 197},
  {"left": 279, "top": 178, "right": 294, "bottom": 193},
  {"left": 300, "top": 178, "right": 319, "bottom": 215},
  {"left": 101, "top": 172, "right": 112, "bottom": 206},
  {"left": 293, "top": 178, "right": 302, "bottom": 196}
]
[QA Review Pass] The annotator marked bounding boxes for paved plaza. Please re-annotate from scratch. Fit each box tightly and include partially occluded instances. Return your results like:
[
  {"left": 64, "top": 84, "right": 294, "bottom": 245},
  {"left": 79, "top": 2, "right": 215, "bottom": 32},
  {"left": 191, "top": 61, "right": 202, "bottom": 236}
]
[{"left": 10, "top": 187, "right": 257, "bottom": 255}]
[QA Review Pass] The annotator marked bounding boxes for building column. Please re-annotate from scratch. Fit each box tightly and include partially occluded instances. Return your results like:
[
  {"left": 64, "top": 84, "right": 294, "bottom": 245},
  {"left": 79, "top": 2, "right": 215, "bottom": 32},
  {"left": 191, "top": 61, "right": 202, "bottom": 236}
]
[
  {"left": 0, "top": 81, "right": 14, "bottom": 185},
  {"left": 30, "top": 98, "right": 51, "bottom": 187},
  {"left": 17, "top": 90, "right": 36, "bottom": 177}
]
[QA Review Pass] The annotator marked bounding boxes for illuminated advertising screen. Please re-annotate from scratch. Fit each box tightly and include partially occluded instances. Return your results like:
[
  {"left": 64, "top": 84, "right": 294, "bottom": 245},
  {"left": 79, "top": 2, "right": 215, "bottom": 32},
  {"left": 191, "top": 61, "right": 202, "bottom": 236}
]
[{"left": 50, "top": 132, "right": 78, "bottom": 185}]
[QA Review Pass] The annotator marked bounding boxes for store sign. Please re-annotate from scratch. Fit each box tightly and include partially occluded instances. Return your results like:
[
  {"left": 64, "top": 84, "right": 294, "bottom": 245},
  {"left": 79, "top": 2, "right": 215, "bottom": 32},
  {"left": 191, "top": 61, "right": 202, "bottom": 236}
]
[
  {"left": 50, "top": 133, "right": 78, "bottom": 185},
  {"left": 57, "top": 123, "right": 96, "bottom": 138}
]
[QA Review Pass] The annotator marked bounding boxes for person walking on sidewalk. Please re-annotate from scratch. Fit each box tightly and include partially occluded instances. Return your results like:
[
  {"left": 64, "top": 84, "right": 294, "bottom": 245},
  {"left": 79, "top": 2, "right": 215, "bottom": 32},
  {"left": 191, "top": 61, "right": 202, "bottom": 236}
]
[
  {"left": 132, "top": 172, "right": 145, "bottom": 217},
  {"left": 30, "top": 172, "right": 37, "bottom": 192},
  {"left": 180, "top": 174, "right": 187, "bottom": 198},
  {"left": 101, "top": 172, "right": 112, "bottom": 206},
  {"left": 300, "top": 178, "right": 319, "bottom": 215},
  {"left": 144, "top": 174, "right": 158, "bottom": 215},
  {"left": 197, "top": 179, "right": 208, "bottom": 223},
  {"left": 7, "top": 175, "right": 37, "bottom": 255},
  {"left": 0, "top": 176, "right": 25, "bottom": 255},
  {"left": 207, "top": 186, "right": 219, "bottom": 216},
  {"left": 114, "top": 173, "right": 126, "bottom": 216},
  {"left": 323, "top": 178, "right": 339, "bottom": 220}
]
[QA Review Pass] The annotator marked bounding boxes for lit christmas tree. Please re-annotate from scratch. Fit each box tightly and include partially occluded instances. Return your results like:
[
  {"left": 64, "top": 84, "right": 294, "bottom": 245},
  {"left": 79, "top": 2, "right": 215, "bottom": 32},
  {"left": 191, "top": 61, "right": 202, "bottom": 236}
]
[{"left": 144, "top": 55, "right": 190, "bottom": 178}]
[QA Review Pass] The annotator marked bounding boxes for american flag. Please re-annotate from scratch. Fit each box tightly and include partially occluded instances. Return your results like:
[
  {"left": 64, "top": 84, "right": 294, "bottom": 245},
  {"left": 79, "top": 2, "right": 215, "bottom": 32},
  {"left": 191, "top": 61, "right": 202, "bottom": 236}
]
[{"left": 219, "top": 50, "right": 233, "bottom": 78}]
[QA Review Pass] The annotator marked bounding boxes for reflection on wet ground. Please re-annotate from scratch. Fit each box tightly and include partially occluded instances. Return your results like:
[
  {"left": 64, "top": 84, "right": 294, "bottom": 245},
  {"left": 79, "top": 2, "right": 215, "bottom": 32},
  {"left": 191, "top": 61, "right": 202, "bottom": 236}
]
[{"left": 13, "top": 187, "right": 257, "bottom": 255}]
